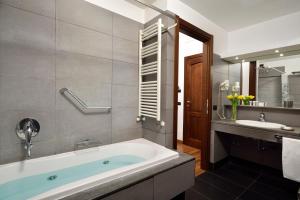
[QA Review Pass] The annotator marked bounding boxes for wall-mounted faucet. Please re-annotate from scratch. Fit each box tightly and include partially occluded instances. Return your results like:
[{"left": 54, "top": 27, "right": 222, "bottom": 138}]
[
  {"left": 16, "top": 118, "right": 40, "bottom": 158},
  {"left": 258, "top": 113, "right": 266, "bottom": 122}
]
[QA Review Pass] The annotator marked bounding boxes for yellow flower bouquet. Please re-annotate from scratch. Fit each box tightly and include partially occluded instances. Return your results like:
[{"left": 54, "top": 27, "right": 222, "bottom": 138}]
[
  {"left": 226, "top": 93, "right": 242, "bottom": 120},
  {"left": 242, "top": 95, "right": 255, "bottom": 105}
]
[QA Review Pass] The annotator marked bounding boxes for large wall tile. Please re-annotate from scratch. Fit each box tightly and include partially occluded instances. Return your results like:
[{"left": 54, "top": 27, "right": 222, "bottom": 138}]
[
  {"left": 162, "top": 32, "right": 175, "bottom": 61},
  {"left": 0, "top": 4, "right": 55, "bottom": 50},
  {"left": 0, "top": 43, "right": 55, "bottom": 80},
  {"left": 0, "top": 76, "right": 55, "bottom": 110},
  {"left": 113, "top": 61, "right": 138, "bottom": 86},
  {"left": 56, "top": 51, "right": 112, "bottom": 83},
  {"left": 112, "top": 127, "right": 142, "bottom": 143},
  {"left": 162, "top": 109, "right": 174, "bottom": 134},
  {"left": 112, "top": 85, "right": 138, "bottom": 108},
  {"left": 55, "top": 108, "right": 112, "bottom": 138},
  {"left": 0, "top": 109, "right": 55, "bottom": 148},
  {"left": 0, "top": 143, "right": 25, "bottom": 164},
  {"left": 112, "top": 107, "right": 140, "bottom": 131},
  {"left": 55, "top": 131, "right": 111, "bottom": 154},
  {"left": 162, "top": 59, "right": 174, "bottom": 86},
  {"left": 143, "top": 129, "right": 166, "bottom": 146},
  {"left": 113, "top": 14, "right": 142, "bottom": 42},
  {"left": 56, "top": 0, "right": 112, "bottom": 35},
  {"left": 142, "top": 119, "right": 165, "bottom": 134},
  {"left": 56, "top": 21, "right": 112, "bottom": 59},
  {"left": 0, "top": 0, "right": 55, "bottom": 18},
  {"left": 162, "top": 84, "right": 174, "bottom": 110},
  {"left": 0, "top": 139, "right": 56, "bottom": 164},
  {"left": 113, "top": 37, "right": 138, "bottom": 64}
]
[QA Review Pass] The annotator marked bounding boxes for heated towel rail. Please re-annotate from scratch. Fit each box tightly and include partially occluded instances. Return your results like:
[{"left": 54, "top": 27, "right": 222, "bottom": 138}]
[
  {"left": 137, "top": 18, "right": 165, "bottom": 125},
  {"left": 60, "top": 88, "right": 111, "bottom": 114}
]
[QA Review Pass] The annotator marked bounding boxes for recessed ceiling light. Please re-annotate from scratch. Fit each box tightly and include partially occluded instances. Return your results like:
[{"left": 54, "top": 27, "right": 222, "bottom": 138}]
[
  {"left": 235, "top": 56, "right": 239, "bottom": 60},
  {"left": 280, "top": 53, "right": 284, "bottom": 57},
  {"left": 275, "top": 50, "right": 279, "bottom": 53}
]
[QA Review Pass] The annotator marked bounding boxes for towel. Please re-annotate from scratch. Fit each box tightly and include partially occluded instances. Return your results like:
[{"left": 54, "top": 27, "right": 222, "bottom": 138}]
[{"left": 282, "top": 137, "right": 300, "bottom": 182}]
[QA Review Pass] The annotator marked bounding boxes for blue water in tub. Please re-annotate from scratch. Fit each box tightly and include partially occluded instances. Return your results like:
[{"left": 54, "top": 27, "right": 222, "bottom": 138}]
[{"left": 0, "top": 155, "right": 145, "bottom": 200}]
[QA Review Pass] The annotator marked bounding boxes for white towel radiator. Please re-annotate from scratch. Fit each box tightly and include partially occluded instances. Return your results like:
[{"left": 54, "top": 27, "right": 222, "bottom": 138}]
[{"left": 137, "top": 18, "right": 165, "bottom": 126}]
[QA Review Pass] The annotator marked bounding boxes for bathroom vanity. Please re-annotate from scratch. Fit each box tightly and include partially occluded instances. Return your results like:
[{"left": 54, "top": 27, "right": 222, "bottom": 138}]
[
  {"left": 210, "top": 119, "right": 300, "bottom": 169},
  {"left": 214, "top": 46, "right": 300, "bottom": 170}
]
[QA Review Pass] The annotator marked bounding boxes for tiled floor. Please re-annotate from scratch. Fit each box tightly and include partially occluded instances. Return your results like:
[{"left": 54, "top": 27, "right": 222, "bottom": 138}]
[
  {"left": 177, "top": 141, "right": 204, "bottom": 176},
  {"left": 185, "top": 158, "right": 300, "bottom": 200}
]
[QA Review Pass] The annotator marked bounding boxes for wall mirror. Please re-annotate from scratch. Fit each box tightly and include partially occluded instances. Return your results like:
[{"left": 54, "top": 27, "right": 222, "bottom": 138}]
[{"left": 224, "top": 45, "right": 300, "bottom": 109}]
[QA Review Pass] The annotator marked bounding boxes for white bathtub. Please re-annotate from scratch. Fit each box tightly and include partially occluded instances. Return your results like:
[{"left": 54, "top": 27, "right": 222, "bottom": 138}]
[{"left": 0, "top": 138, "right": 178, "bottom": 200}]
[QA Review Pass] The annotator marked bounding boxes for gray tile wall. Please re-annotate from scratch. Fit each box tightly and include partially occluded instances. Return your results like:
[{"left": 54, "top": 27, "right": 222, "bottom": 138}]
[
  {"left": 288, "top": 75, "right": 300, "bottom": 107},
  {"left": 0, "top": 0, "right": 143, "bottom": 164},
  {"left": 211, "top": 54, "right": 231, "bottom": 120}
]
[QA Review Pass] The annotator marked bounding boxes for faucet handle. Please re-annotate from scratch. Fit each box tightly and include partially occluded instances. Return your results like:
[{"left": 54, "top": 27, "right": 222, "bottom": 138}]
[{"left": 16, "top": 118, "right": 40, "bottom": 140}]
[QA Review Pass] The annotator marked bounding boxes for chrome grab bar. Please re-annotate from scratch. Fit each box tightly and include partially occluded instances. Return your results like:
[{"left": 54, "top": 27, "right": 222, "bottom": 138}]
[{"left": 60, "top": 88, "right": 111, "bottom": 114}]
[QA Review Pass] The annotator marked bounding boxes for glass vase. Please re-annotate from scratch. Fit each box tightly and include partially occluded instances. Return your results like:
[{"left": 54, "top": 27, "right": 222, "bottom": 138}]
[
  {"left": 231, "top": 101, "right": 238, "bottom": 120},
  {"left": 243, "top": 100, "right": 250, "bottom": 105}
]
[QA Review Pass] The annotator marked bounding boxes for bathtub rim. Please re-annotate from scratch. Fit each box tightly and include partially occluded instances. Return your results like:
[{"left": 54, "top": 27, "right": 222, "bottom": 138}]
[{"left": 0, "top": 138, "right": 179, "bottom": 200}]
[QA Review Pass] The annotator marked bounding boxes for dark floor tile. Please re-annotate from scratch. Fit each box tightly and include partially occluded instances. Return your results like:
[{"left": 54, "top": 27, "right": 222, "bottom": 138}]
[
  {"left": 257, "top": 173, "right": 300, "bottom": 193},
  {"left": 249, "top": 181, "right": 298, "bottom": 200},
  {"left": 192, "top": 179, "right": 237, "bottom": 200},
  {"left": 261, "top": 166, "right": 283, "bottom": 178},
  {"left": 197, "top": 172, "right": 245, "bottom": 196},
  {"left": 185, "top": 189, "right": 209, "bottom": 200},
  {"left": 209, "top": 166, "right": 255, "bottom": 187},
  {"left": 221, "top": 161, "right": 260, "bottom": 179},
  {"left": 229, "top": 157, "right": 262, "bottom": 173},
  {"left": 238, "top": 190, "right": 273, "bottom": 200}
]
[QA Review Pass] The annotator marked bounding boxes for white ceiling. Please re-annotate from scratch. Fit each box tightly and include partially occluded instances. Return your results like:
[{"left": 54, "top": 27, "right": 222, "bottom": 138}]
[{"left": 179, "top": 0, "right": 300, "bottom": 31}]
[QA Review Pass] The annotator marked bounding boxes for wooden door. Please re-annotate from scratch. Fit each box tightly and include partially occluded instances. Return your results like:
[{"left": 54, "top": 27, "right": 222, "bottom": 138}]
[{"left": 183, "top": 53, "right": 209, "bottom": 149}]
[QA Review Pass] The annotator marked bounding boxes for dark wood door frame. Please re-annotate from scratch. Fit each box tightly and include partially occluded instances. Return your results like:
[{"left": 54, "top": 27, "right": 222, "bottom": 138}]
[{"left": 173, "top": 16, "right": 213, "bottom": 170}]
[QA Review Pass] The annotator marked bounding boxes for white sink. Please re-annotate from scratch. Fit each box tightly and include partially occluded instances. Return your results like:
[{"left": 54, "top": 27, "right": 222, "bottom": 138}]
[{"left": 235, "top": 120, "right": 285, "bottom": 129}]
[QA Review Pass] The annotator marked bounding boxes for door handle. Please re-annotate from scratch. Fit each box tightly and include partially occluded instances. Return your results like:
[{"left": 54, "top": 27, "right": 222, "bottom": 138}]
[
  {"left": 186, "top": 100, "right": 191, "bottom": 104},
  {"left": 206, "top": 99, "right": 209, "bottom": 114}
]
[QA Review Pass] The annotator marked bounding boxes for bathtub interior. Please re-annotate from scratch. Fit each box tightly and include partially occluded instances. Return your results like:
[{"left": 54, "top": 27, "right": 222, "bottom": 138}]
[{"left": 0, "top": 138, "right": 178, "bottom": 185}]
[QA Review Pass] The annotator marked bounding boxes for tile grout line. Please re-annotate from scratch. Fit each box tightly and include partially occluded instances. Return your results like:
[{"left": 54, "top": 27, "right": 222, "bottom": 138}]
[
  {"left": 0, "top": 2, "right": 55, "bottom": 19},
  {"left": 205, "top": 170, "right": 251, "bottom": 189},
  {"left": 189, "top": 188, "right": 211, "bottom": 200},
  {"left": 54, "top": 0, "right": 57, "bottom": 155},
  {"left": 234, "top": 173, "right": 262, "bottom": 200},
  {"left": 55, "top": 18, "right": 140, "bottom": 44},
  {"left": 196, "top": 178, "right": 241, "bottom": 199},
  {"left": 110, "top": 13, "right": 114, "bottom": 144}
]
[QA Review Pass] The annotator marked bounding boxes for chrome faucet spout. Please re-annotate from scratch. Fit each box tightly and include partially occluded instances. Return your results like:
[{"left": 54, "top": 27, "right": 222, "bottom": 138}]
[
  {"left": 25, "top": 140, "right": 32, "bottom": 157},
  {"left": 16, "top": 118, "right": 40, "bottom": 159},
  {"left": 24, "top": 131, "right": 33, "bottom": 157}
]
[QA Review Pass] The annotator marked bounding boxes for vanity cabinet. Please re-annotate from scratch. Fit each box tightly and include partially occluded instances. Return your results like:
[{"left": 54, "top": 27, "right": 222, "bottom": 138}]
[
  {"left": 226, "top": 134, "right": 282, "bottom": 169},
  {"left": 230, "top": 136, "right": 263, "bottom": 164},
  {"left": 261, "top": 141, "right": 282, "bottom": 169},
  {"left": 210, "top": 120, "right": 295, "bottom": 170}
]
